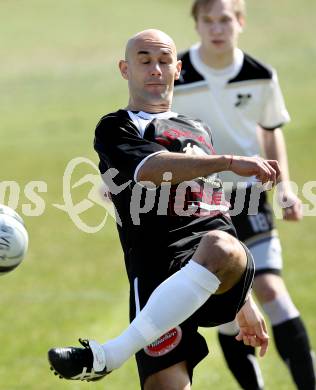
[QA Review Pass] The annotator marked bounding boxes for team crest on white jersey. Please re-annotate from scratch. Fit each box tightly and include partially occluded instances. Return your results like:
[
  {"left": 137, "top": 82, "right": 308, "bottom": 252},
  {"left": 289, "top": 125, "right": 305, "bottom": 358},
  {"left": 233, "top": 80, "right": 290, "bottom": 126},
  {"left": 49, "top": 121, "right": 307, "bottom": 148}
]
[{"left": 235, "top": 93, "right": 252, "bottom": 107}]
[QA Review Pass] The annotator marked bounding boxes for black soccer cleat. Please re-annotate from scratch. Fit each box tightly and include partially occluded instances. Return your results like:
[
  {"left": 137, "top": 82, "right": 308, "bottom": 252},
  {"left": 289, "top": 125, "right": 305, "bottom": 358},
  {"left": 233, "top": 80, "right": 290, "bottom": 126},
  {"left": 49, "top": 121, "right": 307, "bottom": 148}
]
[{"left": 48, "top": 338, "right": 109, "bottom": 382}]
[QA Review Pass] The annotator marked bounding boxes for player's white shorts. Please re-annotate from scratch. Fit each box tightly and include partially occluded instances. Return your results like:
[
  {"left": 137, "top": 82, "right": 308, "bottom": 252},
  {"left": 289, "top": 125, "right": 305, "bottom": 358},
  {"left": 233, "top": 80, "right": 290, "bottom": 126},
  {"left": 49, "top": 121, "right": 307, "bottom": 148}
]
[
  {"left": 229, "top": 186, "right": 283, "bottom": 275},
  {"left": 245, "top": 233, "right": 282, "bottom": 274}
]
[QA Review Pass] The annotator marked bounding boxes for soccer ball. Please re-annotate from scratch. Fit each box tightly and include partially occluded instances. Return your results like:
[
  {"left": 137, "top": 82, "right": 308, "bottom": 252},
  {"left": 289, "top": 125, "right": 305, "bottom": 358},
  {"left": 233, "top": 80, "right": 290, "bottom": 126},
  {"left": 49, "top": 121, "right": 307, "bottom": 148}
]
[{"left": 0, "top": 204, "right": 29, "bottom": 275}]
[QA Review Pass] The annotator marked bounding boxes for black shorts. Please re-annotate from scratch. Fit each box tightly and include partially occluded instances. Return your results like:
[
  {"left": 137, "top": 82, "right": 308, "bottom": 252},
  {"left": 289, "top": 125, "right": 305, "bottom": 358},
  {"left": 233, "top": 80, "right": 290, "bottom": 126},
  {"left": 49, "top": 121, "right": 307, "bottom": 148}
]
[{"left": 128, "top": 215, "right": 254, "bottom": 388}]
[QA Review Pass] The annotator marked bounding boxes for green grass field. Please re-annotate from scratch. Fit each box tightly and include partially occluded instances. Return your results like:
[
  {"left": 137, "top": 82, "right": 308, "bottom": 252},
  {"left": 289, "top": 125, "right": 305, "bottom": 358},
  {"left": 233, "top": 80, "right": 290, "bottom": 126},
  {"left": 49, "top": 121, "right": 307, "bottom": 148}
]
[{"left": 1, "top": 0, "right": 315, "bottom": 388}]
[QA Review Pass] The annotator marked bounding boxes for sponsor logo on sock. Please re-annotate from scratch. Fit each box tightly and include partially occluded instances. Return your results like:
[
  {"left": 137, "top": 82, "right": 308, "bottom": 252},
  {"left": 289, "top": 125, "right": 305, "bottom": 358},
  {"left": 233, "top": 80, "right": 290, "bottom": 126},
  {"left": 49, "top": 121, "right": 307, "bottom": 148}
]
[{"left": 144, "top": 326, "right": 182, "bottom": 357}]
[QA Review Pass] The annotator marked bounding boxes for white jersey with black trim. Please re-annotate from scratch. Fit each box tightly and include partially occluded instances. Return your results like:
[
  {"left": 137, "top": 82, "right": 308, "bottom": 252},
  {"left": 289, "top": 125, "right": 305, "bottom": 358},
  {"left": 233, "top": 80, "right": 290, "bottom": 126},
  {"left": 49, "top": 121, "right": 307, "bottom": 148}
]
[{"left": 173, "top": 44, "right": 290, "bottom": 186}]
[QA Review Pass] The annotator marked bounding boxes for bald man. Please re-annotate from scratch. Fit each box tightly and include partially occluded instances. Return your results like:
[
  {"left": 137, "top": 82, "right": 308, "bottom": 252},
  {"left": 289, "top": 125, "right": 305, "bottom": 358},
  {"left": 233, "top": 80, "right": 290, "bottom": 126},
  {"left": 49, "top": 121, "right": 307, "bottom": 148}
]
[{"left": 48, "top": 30, "right": 279, "bottom": 389}]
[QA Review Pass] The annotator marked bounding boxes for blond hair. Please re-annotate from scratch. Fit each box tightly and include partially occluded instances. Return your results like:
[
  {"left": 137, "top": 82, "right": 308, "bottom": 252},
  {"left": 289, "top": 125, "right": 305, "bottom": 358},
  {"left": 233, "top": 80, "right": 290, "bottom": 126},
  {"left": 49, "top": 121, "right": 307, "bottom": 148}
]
[{"left": 191, "top": 0, "right": 246, "bottom": 21}]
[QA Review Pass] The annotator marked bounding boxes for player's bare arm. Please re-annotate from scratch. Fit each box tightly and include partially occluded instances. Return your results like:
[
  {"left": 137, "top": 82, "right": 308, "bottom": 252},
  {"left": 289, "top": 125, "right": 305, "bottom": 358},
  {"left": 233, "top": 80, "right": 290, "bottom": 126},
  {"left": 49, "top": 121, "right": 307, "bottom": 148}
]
[
  {"left": 261, "top": 127, "right": 302, "bottom": 220},
  {"left": 137, "top": 152, "right": 280, "bottom": 186}
]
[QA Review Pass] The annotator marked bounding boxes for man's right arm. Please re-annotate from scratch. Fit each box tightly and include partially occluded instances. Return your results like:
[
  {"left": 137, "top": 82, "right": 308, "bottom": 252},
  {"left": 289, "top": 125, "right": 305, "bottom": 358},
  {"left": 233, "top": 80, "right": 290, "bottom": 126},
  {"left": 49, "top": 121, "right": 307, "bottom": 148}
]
[
  {"left": 94, "top": 114, "right": 280, "bottom": 187},
  {"left": 137, "top": 152, "right": 280, "bottom": 186}
]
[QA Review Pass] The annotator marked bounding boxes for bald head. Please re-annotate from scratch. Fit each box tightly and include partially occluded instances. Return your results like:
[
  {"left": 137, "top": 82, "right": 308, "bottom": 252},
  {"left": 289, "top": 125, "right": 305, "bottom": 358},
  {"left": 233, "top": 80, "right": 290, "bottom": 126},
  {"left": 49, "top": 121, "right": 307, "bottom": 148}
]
[
  {"left": 119, "top": 29, "right": 181, "bottom": 113},
  {"left": 125, "top": 29, "right": 177, "bottom": 61}
]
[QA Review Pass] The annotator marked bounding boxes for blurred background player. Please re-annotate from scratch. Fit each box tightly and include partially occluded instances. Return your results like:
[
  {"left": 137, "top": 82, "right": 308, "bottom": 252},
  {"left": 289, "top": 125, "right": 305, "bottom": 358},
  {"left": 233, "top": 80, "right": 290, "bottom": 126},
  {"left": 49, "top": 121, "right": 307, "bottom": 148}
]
[{"left": 173, "top": 1, "right": 315, "bottom": 389}]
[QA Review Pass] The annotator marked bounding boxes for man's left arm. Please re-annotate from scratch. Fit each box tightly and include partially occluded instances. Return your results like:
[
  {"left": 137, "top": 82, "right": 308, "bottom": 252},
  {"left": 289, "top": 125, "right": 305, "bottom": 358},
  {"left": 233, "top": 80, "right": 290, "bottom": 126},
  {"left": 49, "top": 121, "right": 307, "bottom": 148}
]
[{"left": 260, "top": 127, "right": 302, "bottom": 221}]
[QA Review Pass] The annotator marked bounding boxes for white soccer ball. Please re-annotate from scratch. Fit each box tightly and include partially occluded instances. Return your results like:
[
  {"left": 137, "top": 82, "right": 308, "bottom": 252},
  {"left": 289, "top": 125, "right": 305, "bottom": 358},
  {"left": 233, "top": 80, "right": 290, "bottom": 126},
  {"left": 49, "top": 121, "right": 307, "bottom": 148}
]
[{"left": 0, "top": 204, "right": 28, "bottom": 275}]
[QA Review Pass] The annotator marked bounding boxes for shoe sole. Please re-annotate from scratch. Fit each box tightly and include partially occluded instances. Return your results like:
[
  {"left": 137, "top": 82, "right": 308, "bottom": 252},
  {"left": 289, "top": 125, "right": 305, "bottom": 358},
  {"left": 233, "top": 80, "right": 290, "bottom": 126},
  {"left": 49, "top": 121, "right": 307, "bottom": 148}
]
[
  {"left": 49, "top": 363, "right": 106, "bottom": 382},
  {"left": 49, "top": 365, "right": 64, "bottom": 379}
]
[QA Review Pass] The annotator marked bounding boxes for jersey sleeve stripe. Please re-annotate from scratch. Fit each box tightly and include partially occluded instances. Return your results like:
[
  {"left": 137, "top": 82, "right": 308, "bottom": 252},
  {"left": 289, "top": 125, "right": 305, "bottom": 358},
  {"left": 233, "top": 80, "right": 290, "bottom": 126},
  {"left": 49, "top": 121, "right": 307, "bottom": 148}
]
[{"left": 134, "top": 150, "right": 169, "bottom": 183}]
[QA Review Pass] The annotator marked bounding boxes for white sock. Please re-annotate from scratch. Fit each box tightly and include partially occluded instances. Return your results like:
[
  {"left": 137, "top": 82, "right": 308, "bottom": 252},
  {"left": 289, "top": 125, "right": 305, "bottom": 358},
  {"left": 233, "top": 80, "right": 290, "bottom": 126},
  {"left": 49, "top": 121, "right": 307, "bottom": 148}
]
[
  {"left": 102, "top": 260, "right": 220, "bottom": 370},
  {"left": 262, "top": 293, "right": 299, "bottom": 326}
]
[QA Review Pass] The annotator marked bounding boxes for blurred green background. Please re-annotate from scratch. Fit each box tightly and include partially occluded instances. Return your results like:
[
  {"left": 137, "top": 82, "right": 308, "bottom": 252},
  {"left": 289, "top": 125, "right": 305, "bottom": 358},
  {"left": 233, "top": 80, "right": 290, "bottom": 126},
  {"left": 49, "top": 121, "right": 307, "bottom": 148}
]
[{"left": 1, "top": 0, "right": 315, "bottom": 388}]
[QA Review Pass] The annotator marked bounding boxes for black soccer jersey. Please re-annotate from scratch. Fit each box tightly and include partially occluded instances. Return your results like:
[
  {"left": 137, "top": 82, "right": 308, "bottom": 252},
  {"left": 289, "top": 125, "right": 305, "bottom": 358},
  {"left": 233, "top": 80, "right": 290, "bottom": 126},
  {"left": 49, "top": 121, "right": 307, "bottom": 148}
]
[{"left": 94, "top": 109, "right": 229, "bottom": 258}]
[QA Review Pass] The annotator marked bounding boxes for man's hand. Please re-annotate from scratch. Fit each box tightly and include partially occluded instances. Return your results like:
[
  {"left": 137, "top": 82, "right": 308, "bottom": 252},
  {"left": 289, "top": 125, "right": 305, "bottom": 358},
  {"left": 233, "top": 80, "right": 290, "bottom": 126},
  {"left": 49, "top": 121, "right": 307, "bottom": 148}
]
[
  {"left": 235, "top": 295, "right": 269, "bottom": 357},
  {"left": 278, "top": 190, "right": 303, "bottom": 221},
  {"left": 229, "top": 156, "right": 280, "bottom": 186}
]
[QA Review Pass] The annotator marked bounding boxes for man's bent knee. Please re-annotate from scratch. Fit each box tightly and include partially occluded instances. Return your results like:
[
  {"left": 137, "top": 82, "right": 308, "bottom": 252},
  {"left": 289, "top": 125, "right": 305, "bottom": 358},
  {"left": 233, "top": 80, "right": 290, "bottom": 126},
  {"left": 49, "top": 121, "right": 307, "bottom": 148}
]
[
  {"left": 193, "top": 230, "right": 247, "bottom": 293},
  {"left": 144, "top": 361, "right": 191, "bottom": 390}
]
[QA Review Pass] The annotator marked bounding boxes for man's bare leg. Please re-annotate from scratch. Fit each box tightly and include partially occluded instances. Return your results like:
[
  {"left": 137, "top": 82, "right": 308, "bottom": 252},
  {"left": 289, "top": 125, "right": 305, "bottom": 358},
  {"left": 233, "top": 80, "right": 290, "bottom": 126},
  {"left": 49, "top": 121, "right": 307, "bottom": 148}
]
[{"left": 144, "top": 361, "right": 191, "bottom": 390}]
